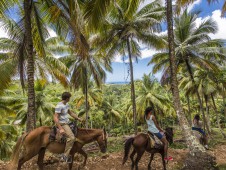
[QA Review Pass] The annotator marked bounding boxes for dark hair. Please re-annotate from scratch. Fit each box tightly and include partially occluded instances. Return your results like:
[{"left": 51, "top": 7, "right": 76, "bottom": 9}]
[
  {"left": 144, "top": 107, "right": 153, "bottom": 120},
  {"left": 62, "top": 92, "right": 71, "bottom": 100},
  {"left": 194, "top": 114, "right": 200, "bottom": 121}
]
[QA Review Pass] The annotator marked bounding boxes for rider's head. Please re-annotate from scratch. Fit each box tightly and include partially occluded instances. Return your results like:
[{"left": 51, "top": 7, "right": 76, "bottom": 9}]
[
  {"left": 62, "top": 92, "right": 71, "bottom": 102},
  {"left": 194, "top": 114, "right": 200, "bottom": 121},
  {"left": 144, "top": 107, "right": 153, "bottom": 119}
]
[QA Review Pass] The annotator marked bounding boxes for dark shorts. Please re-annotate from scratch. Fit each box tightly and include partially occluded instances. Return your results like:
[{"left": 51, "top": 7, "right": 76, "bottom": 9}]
[
  {"left": 154, "top": 132, "right": 164, "bottom": 140},
  {"left": 192, "top": 127, "right": 205, "bottom": 135}
]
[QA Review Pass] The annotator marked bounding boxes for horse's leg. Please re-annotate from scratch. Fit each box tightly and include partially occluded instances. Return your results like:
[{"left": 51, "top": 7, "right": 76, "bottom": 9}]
[
  {"left": 161, "top": 151, "right": 166, "bottom": 170},
  {"left": 135, "top": 150, "right": 145, "bottom": 170},
  {"left": 79, "top": 149, "right": 88, "bottom": 167},
  {"left": 17, "top": 151, "right": 39, "bottom": 170},
  {"left": 68, "top": 153, "right": 75, "bottom": 170},
  {"left": 130, "top": 149, "right": 136, "bottom": 170},
  {"left": 37, "top": 148, "right": 46, "bottom": 170},
  {"left": 148, "top": 153, "right": 154, "bottom": 170}
]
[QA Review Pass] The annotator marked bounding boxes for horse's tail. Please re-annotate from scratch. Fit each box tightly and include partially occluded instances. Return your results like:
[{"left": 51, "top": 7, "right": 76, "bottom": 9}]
[
  {"left": 122, "top": 137, "right": 134, "bottom": 165},
  {"left": 9, "top": 133, "right": 27, "bottom": 170}
]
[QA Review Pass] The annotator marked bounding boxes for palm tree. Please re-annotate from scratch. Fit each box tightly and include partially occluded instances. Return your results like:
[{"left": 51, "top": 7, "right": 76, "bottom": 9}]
[
  {"left": 165, "top": 0, "right": 205, "bottom": 154},
  {"left": 2, "top": 80, "right": 56, "bottom": 127},
  {"left": 24, "top": 0, "right": 35, "bottom": 132},
  {"left": 60, "top": 42, "right": 112, "bottom": 128},
  {"left": 194, "top": 68, "right": 226, "bottom": 137},
  {"left": 0, "top": 3, "right": 69, "bottom": 131},
  {"left": 135, "top": 74, "right": 174, "bottom": 122},
  {"left": 98, "top": 0, "right": 165, "bottom": 133},
  {"left": 0, "top": 90, "right": 21, "bottom": 159},
  {"left": 101, "top": 94, "right": 122, "bottom": 130},
  {"left": 150, "top": 10, "right": 226, "bottom": 133}
]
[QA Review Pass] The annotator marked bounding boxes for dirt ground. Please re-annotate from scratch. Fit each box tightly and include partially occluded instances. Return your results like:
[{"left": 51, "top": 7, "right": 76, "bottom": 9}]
[{"left": 1, "top": 144, "right": 226, "bottom": 170}]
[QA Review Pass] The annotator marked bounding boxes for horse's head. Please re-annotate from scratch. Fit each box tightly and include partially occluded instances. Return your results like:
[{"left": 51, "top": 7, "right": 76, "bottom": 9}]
[
  {"left": 96, "top": 128, "right": 108, "bottom": 153},
  {"left": 165, "top": 127, "right": 173, "bottom": 145}
]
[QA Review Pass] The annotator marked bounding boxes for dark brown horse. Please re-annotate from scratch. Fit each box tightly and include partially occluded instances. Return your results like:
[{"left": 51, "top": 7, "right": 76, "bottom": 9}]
[
  {"left": 122, "top": 128, "right": 173, "bottom": 170},
  {"left": 9, "top": 126, "right": 107, "bottom": 170}
]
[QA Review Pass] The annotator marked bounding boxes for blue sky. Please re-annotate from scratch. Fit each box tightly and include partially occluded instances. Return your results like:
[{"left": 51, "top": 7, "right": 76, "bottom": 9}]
[
  {"left": 106, "top": 0, "right": 226, "bottom": 82},
  {"left": 0, "top": 0, "right": 225, "bottom": 83}
]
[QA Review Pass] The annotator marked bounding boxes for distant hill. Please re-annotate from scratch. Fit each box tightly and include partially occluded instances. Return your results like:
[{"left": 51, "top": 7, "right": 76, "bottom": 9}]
[{"left": 105, "top": 81, "right": 129, "bottom": 85}]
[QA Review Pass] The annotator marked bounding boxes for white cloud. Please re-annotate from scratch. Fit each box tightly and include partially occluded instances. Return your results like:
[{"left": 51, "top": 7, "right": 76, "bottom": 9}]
[
  {"left": 0, "top": 26, "right": 8, "bottom": 38},
  {"left": 139, "top": 0, "right": 164, "bottom": 10},
  {"left": 195, "top": 9, "right": 226, "bottom": 40},
  {"left": 209, "top": 10, "right": 226, "bottom": 39},
  {"left": 47, "top": 27, "right": 57, "bottom": 37},
  {"left": 141, "top": 48, "right": 159, "bottom": 59},
  {"left": 187, "top": 0, "right": 202, "bottom": 12},
  {"left": 113, "top": 54, "right": 124, "bottom": 63},
  {"left": 112, "top": 47, "right": 160, "bottom": 63}
]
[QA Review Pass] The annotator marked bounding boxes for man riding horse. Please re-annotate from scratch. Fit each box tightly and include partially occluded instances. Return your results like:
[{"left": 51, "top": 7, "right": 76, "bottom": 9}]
[{"left": 54, "top": 92, "right": 84, "bottom": 163}]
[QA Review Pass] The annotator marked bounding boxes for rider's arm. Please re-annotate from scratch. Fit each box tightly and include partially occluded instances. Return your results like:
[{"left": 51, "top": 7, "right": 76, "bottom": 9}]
[
  {"left": 53, "top": 113, "right": 64, "bottom": 130},
  {"left": 152, "top": 115, "right": 164, "bottom": 132},
  {"left": 68, "top": 110, "right": 83, "bottom": 122}
]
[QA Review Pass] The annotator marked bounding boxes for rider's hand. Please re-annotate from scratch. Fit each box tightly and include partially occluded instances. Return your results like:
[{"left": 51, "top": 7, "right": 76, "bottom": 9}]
[
  {"left": 160, "top": 129, "right": 165, "bottom": 133},
  {"left": 59, "top": 128, "right": 65, "bottom": 135}
]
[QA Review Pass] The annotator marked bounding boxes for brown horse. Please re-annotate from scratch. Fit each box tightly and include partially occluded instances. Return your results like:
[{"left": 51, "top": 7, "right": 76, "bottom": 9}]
[
  {"left": 9, "top": 126, "right": 107, "bottom": 170},
  {"left": 122, "top": 128, "right": 173, "bottom": 170}
]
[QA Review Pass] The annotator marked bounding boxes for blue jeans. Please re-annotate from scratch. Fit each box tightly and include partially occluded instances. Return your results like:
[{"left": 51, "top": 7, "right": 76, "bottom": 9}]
[
  {"left": 192, "top": 127, "right": 205, "bottom": 135},
  {"left": 154, "top": 132, "right": 164, "bottom": 140}
]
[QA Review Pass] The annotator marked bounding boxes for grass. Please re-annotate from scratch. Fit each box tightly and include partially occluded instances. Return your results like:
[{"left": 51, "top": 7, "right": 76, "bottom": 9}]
[{"left": 86, "top": 136, "right": 124, "bottom": 157}]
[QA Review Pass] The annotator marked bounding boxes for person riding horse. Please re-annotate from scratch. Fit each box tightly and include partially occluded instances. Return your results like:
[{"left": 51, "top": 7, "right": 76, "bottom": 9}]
[
  {"left": 192, "top": 114, "right": 209, "bottom": 150},
  {"left": 144, "top": 107, "right": 173, "bottom": 161},
  {"left": 54, "top": 92, "right": 84, "bottom": 163}
]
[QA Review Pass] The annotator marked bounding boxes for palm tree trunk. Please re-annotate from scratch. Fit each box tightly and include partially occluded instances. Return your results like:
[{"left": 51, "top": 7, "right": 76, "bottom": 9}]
[
  {"left": 24, "top": 0, "right": 36, "bottom": 132},
  {"left": 185, "top": 59, "right": 211, "bottom": 134},
  {"left": 186, "top": 95, "right": 192, "bottom": 125},
  {"left": 127, "top": 37, "right": 137, "bottom": 134},
  {"left": 222, "top": 86, "right": 226, "bottom": 118},
  {"left": 166, "top": 0, "right": 205, "bottom": 153},
  {"left": 204, "top": 95, "right": 212, "bottom": 133},
  {"left": 211, "top": 93, "right": 226, "bottom": 138},
  {"left": 85, "top": 68, "right": 89, "bottom": 128}
]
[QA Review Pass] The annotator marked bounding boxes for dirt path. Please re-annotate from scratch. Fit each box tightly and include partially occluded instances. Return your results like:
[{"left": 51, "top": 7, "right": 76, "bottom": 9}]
[{"left": 1, "top": 145, "right": 226, "bottom": 170}]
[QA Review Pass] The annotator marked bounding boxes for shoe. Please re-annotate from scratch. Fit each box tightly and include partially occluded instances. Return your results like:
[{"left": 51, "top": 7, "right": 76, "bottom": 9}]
[
  {"left": 204, "top": 145, "right": 209, "bottom": 150},
  {"left": 164, "top": 156, "right": 173, "bottom": 161},
  {"left": 66, "top": 155, "right": 72, "bottom": 163},
  {"left": 61, "top": 154, "right": 72, "bottom": 163}
]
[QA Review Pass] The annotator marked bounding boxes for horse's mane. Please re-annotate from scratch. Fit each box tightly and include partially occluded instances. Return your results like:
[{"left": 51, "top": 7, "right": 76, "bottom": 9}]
[{"left": 77, "top": 128, "right": 103, "bottom": 137}]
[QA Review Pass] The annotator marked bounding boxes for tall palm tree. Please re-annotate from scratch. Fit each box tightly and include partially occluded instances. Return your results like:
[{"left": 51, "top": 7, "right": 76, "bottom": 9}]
[
  {"left": 165, "top": 0, "right": 205, "bottom": 154},
  {"left": 150, "top": 10, "right": 225, "bottom": 133},
  {"left": 98, "top": 0, "right": 165, "bottom": 133},
  {"left": 0, "top": 3, "right": 69, "bottom": 131},
  {"left": 24, "top": 0, "right": 35, "bottom": 132},
  {"left": 61, "top": 48, "right": 112, "bottom": 127}
]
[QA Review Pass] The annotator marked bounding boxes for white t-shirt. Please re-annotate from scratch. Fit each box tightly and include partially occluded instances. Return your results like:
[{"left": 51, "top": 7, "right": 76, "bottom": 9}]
[
  {"left": 55, "top": 102, "right": 70, "bottom": 124},
  {"left": 146, "top": 115, "right": 159, "bottom": 133}
]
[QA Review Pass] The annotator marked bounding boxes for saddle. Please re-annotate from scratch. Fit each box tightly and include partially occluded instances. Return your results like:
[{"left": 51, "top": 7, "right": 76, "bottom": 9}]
[
  {"left": 49, "top": 122, "right": 77, "bottom": 143},
  {"left": 147, "top": 132, "right": 163, "bottom": 149}
]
